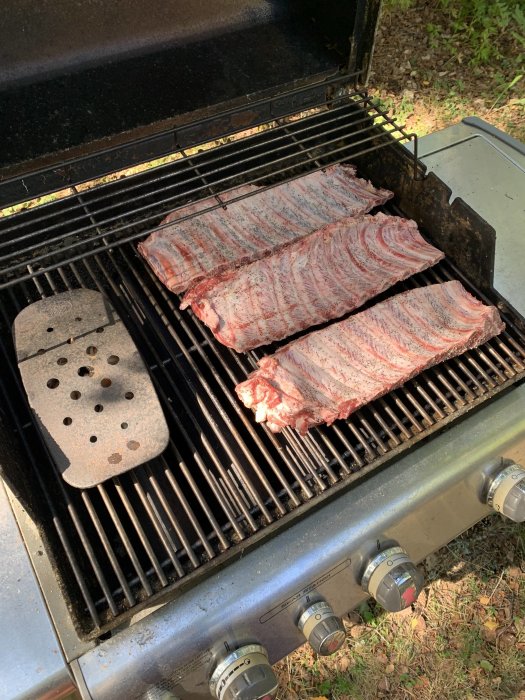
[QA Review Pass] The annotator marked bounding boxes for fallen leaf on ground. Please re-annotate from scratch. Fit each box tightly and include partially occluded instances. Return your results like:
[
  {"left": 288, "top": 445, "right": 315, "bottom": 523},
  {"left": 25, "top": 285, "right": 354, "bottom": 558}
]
[
  {"left": 350, "top": 624, "right": 366, "bottom": 639},
  {"left": 337, "top": 656, "right": 351, "bottom": 672},
  {"left": 480, "top": 659, "right": 494, "bottom": 672},
  {"left": 498, "top": 632, "right": 516, "bottom": 649},
  {"left": 483, "top": 619, "right": 499, "bottom": 631},
  {"left": 479, "top": 595, "right": 491, "bottom": 605},
  {"left": 378, "top": 677, "right": 390, "bottom": 692}
]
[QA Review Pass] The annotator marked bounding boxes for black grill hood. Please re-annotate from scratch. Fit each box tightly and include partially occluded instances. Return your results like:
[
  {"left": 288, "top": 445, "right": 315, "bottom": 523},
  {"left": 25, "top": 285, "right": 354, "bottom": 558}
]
[{"left": 0, "top": 0, "right": 380, "bottom": 177}]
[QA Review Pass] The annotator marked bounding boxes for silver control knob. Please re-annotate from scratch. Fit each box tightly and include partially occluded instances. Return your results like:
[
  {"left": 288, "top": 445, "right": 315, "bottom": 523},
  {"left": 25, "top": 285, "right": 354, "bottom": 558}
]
[
  {"left": 209, "top": 644, "right": 278, "bottom": 700},
  {"left": 487, "top": 463, "right": 525, "bottom": 522},
  {"left": 298, "top": 601, "right": 346, "bottom": 655},
  {"left": 361, "top": 545, "right": 424, "bottom": 612}
]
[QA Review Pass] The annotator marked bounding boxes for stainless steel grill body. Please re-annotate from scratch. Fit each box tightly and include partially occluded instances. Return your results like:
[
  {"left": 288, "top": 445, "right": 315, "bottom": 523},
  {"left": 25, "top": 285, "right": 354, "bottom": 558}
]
[{"left": 73, "top": 383, "right": 525, "bottom": 699}]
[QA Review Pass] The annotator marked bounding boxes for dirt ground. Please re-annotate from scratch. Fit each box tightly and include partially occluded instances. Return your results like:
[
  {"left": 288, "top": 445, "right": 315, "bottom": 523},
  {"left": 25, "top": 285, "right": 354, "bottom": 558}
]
[{"left": 368, "top": 0, "right": 525, "bottom": 140}]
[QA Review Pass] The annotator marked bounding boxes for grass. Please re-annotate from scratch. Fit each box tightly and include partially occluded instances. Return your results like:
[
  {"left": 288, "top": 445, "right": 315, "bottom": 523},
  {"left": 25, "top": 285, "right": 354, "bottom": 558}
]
[
  {"left": 370, "top": 0, "right": 525, "bottom": 140},
  {"left": 275, "top": 518, "right": 525, "bottom": 699}
]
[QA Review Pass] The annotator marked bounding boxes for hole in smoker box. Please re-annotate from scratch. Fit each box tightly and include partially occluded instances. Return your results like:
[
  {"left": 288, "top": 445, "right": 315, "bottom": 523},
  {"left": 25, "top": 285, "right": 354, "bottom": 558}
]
[
  {"left": 57, "top": 357, "right": 67, "bottom": 365},
  {"left": 70, "top": 390, "right": 81, "bottom": 400},
  {"left": 94, "top": 404, "right": 104, "bottom": 413},
  {"left": 63, "top": 417, "right": 72, "bottom": 426},
  {"left": 127, "top": 440, "right": 140, "bottom": 451},
  {"left": 107, "top": 355, "right": 119, "bottom": 365},
  {"left": 47, "top": 327, "right": 53, "bottom": 332},
  {"left": 89, "top": 436, "right": 97, "bottom": 443},
  {"left": 86, "top": 346, "right": 97, "bottom": 356},
  {"left": 121, "top": 422, "right": 128, "bottom": 429},
  {"left": 108, "top": 453, "right": 122, "bottom": 464},
  {"left": 78, "top": 366, "right": 94, "bottom": 377},
  {"left": 47, "top": 378, "right": 59, "bottom": 389},
  {"left": 124, "top": 392, "right": 134, "bottom": 400},
  {"left": 101, "top": 378, "right": 112, "bottom": 388}
]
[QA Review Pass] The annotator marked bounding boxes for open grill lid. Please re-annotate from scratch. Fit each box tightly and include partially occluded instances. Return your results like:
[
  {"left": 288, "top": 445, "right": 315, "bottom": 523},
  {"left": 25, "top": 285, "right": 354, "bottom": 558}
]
[{"left": 0, "top": 0, "right": 380, "bottom": 178}]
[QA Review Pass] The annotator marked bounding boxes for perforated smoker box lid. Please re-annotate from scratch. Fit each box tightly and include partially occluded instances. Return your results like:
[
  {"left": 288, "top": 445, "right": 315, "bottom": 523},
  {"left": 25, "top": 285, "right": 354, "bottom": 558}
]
[
  {"left": 0, "top": 0, "right": 381, "bottom": 182},
  {"left": 12, "top": 289, "right": 170, "bottom": 488}
]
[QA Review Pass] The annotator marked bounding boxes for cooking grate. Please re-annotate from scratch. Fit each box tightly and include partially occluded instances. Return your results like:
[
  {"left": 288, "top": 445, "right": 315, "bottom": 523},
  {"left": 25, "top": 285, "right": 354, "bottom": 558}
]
[
  {"left": 1, "top": 243, "right": 525, "bottom": 638},
  {"left": 1, "top": 103, "right": 525, "bottom": 639},
  {"left": 0, "top": 81, "right": 420, "bottom": 291}
]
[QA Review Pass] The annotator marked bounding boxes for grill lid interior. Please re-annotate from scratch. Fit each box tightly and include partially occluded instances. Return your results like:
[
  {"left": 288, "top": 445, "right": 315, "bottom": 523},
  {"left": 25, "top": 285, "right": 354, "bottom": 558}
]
[{"left": 0, "top": 0, "right": 380, "bottom": 175}]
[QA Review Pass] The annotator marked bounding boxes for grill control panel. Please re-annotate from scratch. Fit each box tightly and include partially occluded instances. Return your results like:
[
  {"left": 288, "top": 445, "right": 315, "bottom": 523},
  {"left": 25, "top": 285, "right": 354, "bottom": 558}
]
[
  {"left": 209, "top": 644, "right": 278, "bottom": 700},
  {"left": 297, "top": 600, "right": 346, "bottom": 655},
  {"left": 486, "top": 463, "right": 525, "bottom": 522},
  {"left": 361, "top": 544, "right": 424, "bottom": 612}
]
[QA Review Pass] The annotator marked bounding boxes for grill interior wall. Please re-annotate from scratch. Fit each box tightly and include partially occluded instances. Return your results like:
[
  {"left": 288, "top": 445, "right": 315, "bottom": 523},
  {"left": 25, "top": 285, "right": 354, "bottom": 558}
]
[{"left": 1, "top": 97, "right": 525, "bottom": 639}]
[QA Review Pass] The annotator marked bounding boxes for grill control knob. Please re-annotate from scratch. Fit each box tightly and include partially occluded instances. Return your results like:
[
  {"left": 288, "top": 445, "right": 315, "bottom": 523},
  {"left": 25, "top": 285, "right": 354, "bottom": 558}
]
[
  {"left": 361, "top": 545, "right": 424, "bottom": 612},
  {"left": 298, "top": 601, "right": 346, "bottom": 655},
  {"left": 487, "top": 463, "right": 525, "bottom": 522},
  {"left": 209, "top": 644, "right": 278, "bottom": 700}
]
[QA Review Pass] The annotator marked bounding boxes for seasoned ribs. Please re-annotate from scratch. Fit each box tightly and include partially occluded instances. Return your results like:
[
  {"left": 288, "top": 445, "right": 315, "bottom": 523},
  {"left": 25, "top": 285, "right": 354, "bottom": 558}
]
[
  {"left": 182, "top": 213, "right": 444, "bottom": 352},
  {"left": 138, "top": 165, "right": 392, "bottom": 294},
  {"left": 236, "top": 281, "right": 505, "bottom": 434}
]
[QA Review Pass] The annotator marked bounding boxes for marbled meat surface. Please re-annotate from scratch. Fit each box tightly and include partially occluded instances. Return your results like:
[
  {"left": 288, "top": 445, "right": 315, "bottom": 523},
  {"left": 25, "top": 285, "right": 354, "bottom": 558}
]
[
  {"left": 182, "top": 213, "right": 444, "bottom": 352},
  {"left": 236, "top": 281, "right": 505, "bottom": 434},
  {"left": 138, "top": 165, "right": 392, "bottom": 293}
]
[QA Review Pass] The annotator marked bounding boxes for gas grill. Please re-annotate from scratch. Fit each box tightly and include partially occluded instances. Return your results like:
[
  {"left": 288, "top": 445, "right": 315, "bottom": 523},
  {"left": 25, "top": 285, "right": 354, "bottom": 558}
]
[{"left": 2, "top": 3, "right": 525, "bottom": 699}]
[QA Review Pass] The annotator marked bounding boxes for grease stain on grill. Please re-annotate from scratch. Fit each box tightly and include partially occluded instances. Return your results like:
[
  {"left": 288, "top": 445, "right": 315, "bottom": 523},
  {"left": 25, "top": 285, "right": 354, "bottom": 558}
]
[
  {"left": 78, "top": 366, "right": 95, "bottom": 377},
  {"left": 108, "top": 453, "right": 122, "bottom": 464},
  {"left": 127, "top": 440, "right": 140, "bottom": 451}
]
